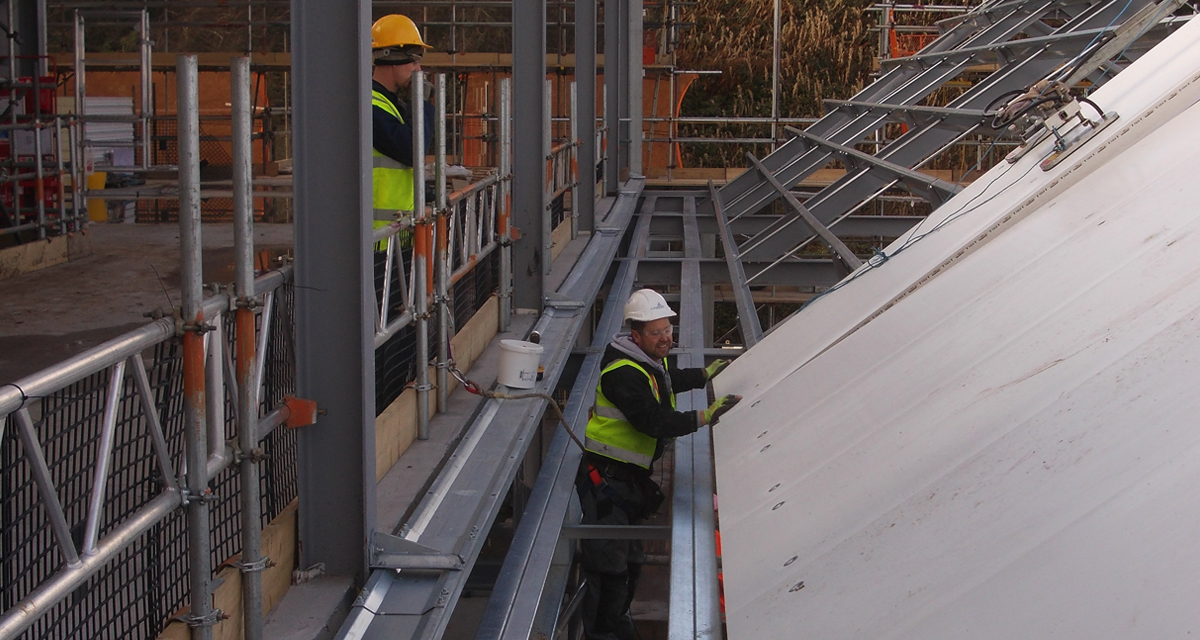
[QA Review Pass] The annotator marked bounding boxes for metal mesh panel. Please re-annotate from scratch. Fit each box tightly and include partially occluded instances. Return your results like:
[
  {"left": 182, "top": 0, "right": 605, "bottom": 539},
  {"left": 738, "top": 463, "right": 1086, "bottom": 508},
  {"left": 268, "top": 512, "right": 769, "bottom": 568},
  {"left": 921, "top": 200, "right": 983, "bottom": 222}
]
[
  {"left": 137, "top": 117, "right": 243, "bottom": 223},
  {"left": 375, "top": 249, "right": 499, "bottom": 415},
  {"left": 0, "top": 343, "right": 188, "bottom": 639},
  {"left": 374, "top": 247, "right": 420, "bottom": 415},
  {"left": 453, "top": 249, "right": 500, "bottom": 330},
  {"left": 551, "top": 192, "right": 566, "bottom": 229},
  {"left": 261, "top": 283, "right": 299, "bottom": 524}
]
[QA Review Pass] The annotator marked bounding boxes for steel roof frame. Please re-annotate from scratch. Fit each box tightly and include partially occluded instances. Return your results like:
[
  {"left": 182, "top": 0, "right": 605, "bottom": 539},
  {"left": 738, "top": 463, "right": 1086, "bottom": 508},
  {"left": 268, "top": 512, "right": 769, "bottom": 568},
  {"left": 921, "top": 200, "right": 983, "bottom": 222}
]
[{"left": 711, "top": 0, "right": 1183, "bottom": 322}]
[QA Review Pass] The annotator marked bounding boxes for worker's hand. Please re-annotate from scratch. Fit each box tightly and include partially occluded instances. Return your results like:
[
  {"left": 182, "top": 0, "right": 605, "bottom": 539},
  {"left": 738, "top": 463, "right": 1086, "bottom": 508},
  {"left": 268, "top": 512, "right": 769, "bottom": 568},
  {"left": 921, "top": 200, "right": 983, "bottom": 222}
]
[
  {"left": 703, "top": 394, "right": 742, "bottom": 426},
  {"left": 704, "top": 359, "right": 730, "bottom": 380}
]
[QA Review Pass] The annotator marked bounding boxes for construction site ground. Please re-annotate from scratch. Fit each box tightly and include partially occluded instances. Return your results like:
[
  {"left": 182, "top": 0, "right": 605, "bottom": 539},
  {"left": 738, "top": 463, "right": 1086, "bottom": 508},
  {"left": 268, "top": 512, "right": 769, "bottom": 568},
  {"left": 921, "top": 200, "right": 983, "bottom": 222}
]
[{"left": 0, "top": 221, "right": 294, "bottom": 385}]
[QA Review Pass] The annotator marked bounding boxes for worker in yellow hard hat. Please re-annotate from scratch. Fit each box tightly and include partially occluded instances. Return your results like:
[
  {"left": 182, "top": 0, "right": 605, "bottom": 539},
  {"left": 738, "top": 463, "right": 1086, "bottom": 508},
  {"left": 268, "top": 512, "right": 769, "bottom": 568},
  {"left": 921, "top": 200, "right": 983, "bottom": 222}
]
[{"left": 370, "top": 14, "right": 433, "bottom": 231}]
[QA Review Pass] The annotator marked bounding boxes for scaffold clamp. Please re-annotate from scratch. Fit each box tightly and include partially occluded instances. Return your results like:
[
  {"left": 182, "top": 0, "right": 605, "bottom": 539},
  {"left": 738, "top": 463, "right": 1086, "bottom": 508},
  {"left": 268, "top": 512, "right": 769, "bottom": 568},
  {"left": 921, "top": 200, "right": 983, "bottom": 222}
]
[
  {"left": 182, "top": 608, "right": 226, "bottom": 628},
  {"left": 235, "top": 556, "right": 275, "bottom": 573},
  {"left": 235, "top": 446, "right": 269, "bottom": 463},
  {"left": 179, "top": 486, "right": 218, "bottom": 506}
]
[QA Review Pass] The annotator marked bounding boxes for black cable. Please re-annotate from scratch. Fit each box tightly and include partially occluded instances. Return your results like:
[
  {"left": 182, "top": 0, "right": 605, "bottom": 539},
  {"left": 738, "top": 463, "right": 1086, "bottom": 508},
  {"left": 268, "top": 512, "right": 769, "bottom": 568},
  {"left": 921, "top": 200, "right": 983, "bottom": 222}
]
[
  {"left": 983, "top": 88, "right": 1026, "bottom": 115},
  {"left": 1, "top": 382, "right": 29, "bottom": 405},
  {"left": 992, "top": 96, "right": 1063, "bottom": 130}
]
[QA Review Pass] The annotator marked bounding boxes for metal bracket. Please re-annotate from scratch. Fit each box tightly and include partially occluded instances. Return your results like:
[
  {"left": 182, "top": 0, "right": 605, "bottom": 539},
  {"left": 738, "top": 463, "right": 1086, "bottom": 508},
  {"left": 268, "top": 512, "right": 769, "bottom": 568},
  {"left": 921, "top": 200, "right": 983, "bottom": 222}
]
[
  {"left": 413, "top": 383, "right": 434, "bottom": 392},
  {"left": 369, "top": 531, "right": 465, "bottom": 571},
  {"left": 543, "top": 292, "right": 585, "bottom": 309},
  {"left": 234, "top": 556, "right": 275, "bottom": 573},
  {"left": 282, "top": 396, "right": 319, "bottom": 429},
  {"left": 1040, "top": 111, "right": 1119, "bottom": 171}
]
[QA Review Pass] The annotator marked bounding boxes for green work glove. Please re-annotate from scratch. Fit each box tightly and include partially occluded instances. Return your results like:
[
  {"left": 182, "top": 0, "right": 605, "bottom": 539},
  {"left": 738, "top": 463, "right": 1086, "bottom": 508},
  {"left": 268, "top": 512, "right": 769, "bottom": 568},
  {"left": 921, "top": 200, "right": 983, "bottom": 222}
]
[
  {"left": 705, "top": 359, "right": 731, "bottom": 380},
  {"left": 703, "top": 394, "right": 742, "bottom": 425}
]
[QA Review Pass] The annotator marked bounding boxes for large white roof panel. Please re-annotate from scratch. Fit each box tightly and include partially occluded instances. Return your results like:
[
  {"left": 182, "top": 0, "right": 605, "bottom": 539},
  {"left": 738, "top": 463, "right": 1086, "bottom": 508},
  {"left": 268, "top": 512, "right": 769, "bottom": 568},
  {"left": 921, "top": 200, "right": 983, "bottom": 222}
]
[{"left": 712, "top": 20, "right": 1200, "bottom": 638}]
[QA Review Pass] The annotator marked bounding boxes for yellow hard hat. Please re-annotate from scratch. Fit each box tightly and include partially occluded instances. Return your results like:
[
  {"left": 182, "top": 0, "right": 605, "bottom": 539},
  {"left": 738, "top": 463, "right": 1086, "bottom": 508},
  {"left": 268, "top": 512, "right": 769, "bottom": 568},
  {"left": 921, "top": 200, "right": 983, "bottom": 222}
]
[{"left": 371, "top": 14, "right": 431, "bottom": 51}]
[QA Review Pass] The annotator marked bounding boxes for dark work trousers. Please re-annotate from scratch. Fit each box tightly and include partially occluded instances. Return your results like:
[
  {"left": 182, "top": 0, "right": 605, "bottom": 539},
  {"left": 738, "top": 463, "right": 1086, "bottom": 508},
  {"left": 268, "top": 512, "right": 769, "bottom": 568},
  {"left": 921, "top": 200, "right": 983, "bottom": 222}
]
[{"left": 576, "top": 460, "right": 661, "bottom": 640}]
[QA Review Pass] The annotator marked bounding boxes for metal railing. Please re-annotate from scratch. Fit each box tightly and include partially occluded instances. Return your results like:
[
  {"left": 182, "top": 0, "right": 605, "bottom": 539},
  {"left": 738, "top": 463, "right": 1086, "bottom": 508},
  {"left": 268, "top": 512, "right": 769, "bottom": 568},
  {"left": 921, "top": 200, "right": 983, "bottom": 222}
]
[
  {"left": 371, "top": 73, "right": 516, "bottom": 433},
  {"left": 0, "top": 63, "right": 557, "bottom": 640}
]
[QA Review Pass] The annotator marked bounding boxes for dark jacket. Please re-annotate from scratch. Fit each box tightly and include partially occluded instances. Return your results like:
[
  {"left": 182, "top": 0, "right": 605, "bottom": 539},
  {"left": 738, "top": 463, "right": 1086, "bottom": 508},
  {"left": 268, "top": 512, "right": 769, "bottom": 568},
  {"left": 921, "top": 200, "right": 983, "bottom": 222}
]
[
  {"left": 595, "top": 334, "right": 709, "bottom": 467},
  {"left": 371, "top": 79, "right": 435, "bottom": 166}
]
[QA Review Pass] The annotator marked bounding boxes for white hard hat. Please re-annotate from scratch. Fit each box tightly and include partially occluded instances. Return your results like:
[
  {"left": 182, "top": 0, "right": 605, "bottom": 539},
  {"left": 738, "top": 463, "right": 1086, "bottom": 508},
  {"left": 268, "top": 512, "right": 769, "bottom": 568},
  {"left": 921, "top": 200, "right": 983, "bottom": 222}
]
[{"left": 624, "top": 288, "right": 676, "bottom": 322}]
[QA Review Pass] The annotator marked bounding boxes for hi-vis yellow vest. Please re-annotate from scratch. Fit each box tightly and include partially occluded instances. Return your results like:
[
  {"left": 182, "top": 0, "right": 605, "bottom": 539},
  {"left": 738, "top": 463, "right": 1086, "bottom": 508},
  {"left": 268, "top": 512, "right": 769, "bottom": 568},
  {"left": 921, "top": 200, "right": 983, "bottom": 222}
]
[
  {"left": 584, "top": 358, "right": 675, "bottom": 469},
  {"left": 371, "top": 89, "right": 415, "bottom": 218},
  {"left": 371, "top": 90, "right": 416, "bottom": 250}
]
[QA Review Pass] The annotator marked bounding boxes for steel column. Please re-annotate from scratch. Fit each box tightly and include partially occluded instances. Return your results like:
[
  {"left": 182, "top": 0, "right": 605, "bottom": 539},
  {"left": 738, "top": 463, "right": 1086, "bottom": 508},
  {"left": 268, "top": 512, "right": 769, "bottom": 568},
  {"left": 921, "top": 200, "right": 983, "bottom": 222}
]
[
  {"left": 499, "top": 77, "right": 513, "bottom": 329},
  {"left": 627, "top": 0, "right": 642, "bottom": 175},
  {"left": 576, "top": 0, "right": 597, "bottom": 231},
  {"left": 771, "top": 0, "right": 781, "bottom": 149},
  {"left": 543, "top": 79, "right": 553, "bottom": 277},
  {"left": 291, "top": 0, "right": 374, "bottom": 580},
  {"left": 178, "top": 54, "right": 217, "bottom": 638},
  {"left": 513, "top": 0, "right": 546, "bottom": 309},
  {"left": 570, "top": 81, "right": 580, "bottom": 238},
  {"left": 604, "top": 0, "right": 622, "bottom": 193}
]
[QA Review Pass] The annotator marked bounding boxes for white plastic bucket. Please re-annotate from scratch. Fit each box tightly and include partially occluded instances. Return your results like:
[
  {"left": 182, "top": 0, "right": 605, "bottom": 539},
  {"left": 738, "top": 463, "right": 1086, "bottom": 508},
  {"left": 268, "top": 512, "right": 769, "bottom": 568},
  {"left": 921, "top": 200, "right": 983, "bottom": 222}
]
[{"left": 497, "top": 339, "right": 544, "bottom": 389}]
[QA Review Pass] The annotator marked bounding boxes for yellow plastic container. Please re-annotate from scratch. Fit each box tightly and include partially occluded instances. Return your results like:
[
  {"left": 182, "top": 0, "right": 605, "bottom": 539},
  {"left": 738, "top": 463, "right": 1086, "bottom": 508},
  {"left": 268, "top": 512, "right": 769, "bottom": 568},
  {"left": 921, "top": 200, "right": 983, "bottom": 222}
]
[{"left": 86, "top": 172, "right": 107, "bottom": 222}]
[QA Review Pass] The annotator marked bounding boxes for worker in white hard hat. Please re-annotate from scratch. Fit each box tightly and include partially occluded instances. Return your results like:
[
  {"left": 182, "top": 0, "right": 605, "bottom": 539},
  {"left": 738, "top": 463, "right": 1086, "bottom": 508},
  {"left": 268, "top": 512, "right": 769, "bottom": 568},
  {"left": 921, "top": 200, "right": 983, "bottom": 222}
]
[{"left": 576, "top": 288, "right": 741, "bottom": 640}]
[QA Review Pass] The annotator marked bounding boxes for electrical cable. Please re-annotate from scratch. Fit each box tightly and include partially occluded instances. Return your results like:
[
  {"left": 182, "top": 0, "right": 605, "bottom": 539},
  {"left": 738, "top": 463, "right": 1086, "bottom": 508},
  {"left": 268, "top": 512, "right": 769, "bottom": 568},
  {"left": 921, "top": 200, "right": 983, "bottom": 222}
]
[{"left": 445, "top": 350, "right": 588, "bottom": 453}]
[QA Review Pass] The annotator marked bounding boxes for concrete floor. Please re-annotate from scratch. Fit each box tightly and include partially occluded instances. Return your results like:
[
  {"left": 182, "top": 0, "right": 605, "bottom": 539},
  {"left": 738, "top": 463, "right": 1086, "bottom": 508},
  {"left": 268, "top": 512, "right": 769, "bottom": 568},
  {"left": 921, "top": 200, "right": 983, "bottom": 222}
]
[{"left": 0, "top": 222, "right": 293, "bottom": 385}]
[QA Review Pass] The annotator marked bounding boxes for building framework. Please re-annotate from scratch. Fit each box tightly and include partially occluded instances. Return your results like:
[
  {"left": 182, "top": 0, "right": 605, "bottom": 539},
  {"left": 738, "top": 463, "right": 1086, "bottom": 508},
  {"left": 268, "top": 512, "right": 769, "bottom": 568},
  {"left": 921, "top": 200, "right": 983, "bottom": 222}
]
[{"left": 0, "top": 0, "right": 1194, "bottom": 639}]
